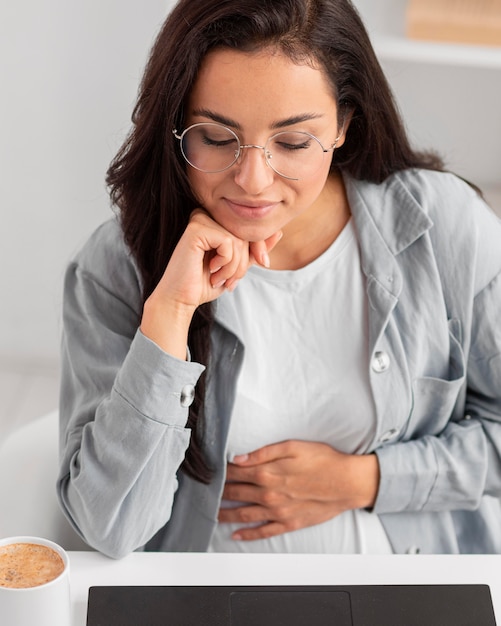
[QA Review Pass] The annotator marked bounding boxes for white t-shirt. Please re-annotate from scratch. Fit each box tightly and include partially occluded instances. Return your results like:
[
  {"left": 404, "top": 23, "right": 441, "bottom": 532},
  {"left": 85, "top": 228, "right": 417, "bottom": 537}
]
[{"left": 209, "top": 219, "right": 393, "bottom": 553}]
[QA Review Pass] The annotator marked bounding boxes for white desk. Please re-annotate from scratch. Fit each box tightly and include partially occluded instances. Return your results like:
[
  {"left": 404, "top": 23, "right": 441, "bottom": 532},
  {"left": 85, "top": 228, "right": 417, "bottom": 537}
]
[{"left": 69, "top": 552, "right": 501, "bottom": 625}]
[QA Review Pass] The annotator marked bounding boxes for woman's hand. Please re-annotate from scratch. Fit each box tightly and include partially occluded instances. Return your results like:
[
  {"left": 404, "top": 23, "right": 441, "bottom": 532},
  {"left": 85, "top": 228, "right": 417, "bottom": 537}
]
[
  {"left": 140, "top": 210, "right": 282, "bottom": 359},
  {"left": 159, "top": 209, "right": 281, "bottom": 308},
  {"left": 218, "top": 440, "right": 380, "bottom": 541}
]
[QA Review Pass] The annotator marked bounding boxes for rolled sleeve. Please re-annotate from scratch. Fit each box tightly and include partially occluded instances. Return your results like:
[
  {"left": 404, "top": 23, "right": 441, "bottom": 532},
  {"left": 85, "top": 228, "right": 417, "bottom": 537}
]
[
  {"left": 114, "top": 330, "right": 205, "bottom": 427},
  {"left": 374, "top": 419, "right": 487, "bottom": 514}
]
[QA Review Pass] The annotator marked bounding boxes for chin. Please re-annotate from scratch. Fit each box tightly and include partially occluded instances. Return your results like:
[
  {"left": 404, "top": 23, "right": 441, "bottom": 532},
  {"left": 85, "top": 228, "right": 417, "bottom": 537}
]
[
  {"left": 228, "top": 223, "right": 274, "bottom": 243},
  {"left": 207, "top": 211, "right": 274, "bottom": 243}
]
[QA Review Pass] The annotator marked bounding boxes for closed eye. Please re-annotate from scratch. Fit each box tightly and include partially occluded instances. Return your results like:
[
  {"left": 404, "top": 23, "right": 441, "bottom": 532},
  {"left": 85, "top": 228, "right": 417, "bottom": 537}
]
[
  {"left": 201, "top": 135, "right": 237, "bottom": 148},
  {"left": 275, "top": 140, "right": 311, "bottom": 151},
  {"left": 271, "top": 131, "right": 314, "bottom": 152}
]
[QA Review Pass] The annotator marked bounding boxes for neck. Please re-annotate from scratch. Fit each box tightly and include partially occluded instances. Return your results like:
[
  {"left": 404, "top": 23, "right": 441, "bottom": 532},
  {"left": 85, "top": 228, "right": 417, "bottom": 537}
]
[{"left": 269, "top": 172, "right": 351, "bottom": 270}]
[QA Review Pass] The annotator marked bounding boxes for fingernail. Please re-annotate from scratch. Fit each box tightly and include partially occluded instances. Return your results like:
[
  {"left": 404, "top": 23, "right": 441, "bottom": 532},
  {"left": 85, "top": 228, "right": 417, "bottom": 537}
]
[
  {"left": 227, "top": 279, "right": 240, "bottom": 292},
  {"left": 232, "top": 533, "right": 242, "bottom": 541},
  {"left": 210, "top": 266, "right": 222, "bottom": 274},
  {"left": 261, "top": 252, "right": 270, "bottom": 268},
  {"left": 233, "top": 453, "right": 249, "bottom": 463},
  {"left": 213, "top": 279, "right": 226, "bottom": 289}
]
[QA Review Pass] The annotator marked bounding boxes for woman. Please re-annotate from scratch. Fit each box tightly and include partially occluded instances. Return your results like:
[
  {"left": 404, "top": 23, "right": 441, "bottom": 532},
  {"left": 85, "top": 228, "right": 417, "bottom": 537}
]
[{"left": 58, "top": 0, "right": 501, "bottom": 558}]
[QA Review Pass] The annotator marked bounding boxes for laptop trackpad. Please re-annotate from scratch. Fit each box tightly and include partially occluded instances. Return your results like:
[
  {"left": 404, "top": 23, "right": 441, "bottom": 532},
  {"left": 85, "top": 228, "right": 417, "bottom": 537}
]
[{"left": 230, "top": 590, "right": 352, "bottom": 625}]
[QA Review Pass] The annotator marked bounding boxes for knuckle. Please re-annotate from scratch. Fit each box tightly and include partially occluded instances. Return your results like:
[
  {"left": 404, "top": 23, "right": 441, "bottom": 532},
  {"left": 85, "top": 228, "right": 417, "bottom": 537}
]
[
  {"left": 237, "top": 507, "right": 254, "bottom": 523},
  {"left": 287, "top": 518, "right": 302, "bottom": 532},
  {"left": 254, "top": 467, "right": 270, "bottom": 484},
  {"left": 217, "top": 233, "right": 233, "bottom": 252},
  {"left": 261, "top": 489, "right": 279, "bottom": 507},
  {"left": 272, "top": 505, "right": 290, "bottom": 521},
  {"left": 189, "top": 209, "right": 209, "bottom": 224}
]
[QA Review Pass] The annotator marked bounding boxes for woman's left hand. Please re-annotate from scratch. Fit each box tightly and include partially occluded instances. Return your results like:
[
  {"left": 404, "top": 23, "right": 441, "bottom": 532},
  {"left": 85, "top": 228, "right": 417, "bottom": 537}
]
[{"left": 219, "top": 440, "right": 380, "bottom": 541}]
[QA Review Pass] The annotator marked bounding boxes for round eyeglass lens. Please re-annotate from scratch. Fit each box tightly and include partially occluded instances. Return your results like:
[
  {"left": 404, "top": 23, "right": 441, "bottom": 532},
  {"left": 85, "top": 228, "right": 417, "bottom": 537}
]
[
  {"left": 265, "top": 131, "right": 325, "bottom": 179},
  {"left": 180, "top": 123, "right": 240, "bottom": 173}
]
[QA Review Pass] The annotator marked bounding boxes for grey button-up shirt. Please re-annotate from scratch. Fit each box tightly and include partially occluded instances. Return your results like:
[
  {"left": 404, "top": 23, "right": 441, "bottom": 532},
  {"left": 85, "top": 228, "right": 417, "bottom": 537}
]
[{"left": 58, "top": 169, "right": 501, "bottom": 558}]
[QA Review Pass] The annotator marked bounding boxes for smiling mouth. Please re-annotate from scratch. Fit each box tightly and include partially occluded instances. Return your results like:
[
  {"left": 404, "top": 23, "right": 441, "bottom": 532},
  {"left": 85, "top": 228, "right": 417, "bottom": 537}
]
[
  {"left": 226, "top": 199, "right": 278, "bottom": 209},
  {"left": 224, "top": 198, "right": 280, "bottom": 215},
  {"left": 223, "top": 199, "right": 279, "bottom": 222}
]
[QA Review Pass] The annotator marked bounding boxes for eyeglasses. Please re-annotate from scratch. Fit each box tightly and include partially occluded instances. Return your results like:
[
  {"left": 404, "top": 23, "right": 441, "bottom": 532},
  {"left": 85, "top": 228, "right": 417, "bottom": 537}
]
[{"left": 173, "top": 123, "right": 343, "bottom": 181}]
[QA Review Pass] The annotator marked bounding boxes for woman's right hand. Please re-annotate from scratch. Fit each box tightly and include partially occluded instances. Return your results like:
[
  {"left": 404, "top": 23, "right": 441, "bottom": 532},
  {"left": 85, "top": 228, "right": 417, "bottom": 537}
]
[{"left": 140, "top": 209, "right": 282, "bottom": 359}]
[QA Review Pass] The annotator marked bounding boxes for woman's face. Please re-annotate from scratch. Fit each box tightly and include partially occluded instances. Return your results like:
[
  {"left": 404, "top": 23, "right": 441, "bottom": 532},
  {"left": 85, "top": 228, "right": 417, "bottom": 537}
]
[{"left": 184, "top": 47, "right": 346, "bottom": 243}]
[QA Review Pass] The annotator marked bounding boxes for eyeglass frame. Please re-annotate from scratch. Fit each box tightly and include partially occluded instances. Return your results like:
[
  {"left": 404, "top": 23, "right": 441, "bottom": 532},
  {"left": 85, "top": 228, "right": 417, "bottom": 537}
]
[{"left": 172, "top": 122, "right": 345, "bottom": 181}]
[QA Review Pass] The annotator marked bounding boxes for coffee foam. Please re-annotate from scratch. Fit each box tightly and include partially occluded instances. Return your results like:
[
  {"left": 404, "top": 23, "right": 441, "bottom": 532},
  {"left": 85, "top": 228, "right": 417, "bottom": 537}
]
[{"left": 0, "top": 542, "right": 65, "bottom": 589}]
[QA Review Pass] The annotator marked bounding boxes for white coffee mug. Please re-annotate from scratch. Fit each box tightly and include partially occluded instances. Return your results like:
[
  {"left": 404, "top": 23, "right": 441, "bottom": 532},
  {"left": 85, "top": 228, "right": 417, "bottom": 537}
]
[{"left": 0, "top": 536, "right": 71, "bottom": 626}]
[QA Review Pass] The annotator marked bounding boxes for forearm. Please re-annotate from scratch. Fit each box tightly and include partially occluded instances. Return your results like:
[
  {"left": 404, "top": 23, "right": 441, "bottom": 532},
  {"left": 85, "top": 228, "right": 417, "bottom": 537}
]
[
  {"left": 59, "top": 392, "right": 190, "bottom": 558},
  {"left": 373, "top": 417, "right": 497, "bottom": 514},
  {"left": 58, "top": 330, "right": 205, "bottom": 558}
]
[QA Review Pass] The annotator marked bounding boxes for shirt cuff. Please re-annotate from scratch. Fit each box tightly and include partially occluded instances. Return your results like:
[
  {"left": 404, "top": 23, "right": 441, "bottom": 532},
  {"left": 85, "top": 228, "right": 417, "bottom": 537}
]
[{"left": 113, "top": 329, "right": 206, "bottom": 427}]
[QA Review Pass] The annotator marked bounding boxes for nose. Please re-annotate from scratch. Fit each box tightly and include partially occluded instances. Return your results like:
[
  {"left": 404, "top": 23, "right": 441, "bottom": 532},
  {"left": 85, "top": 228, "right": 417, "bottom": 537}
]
[{"left": 233, "top": 145, "right": 275, "bottom": 194}]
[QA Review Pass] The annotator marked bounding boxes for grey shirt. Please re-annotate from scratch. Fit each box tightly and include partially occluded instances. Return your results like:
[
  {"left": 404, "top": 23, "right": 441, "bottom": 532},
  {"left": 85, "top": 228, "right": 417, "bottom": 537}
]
[{"left": 58, "top": 169, "right": 501, "bottom": 558}]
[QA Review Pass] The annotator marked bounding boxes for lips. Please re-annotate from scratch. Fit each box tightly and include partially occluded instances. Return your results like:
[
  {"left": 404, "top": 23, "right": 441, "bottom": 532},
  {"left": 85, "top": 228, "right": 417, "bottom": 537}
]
[{"left": 224, "top": 198, "right": 279, "bottom": 219}]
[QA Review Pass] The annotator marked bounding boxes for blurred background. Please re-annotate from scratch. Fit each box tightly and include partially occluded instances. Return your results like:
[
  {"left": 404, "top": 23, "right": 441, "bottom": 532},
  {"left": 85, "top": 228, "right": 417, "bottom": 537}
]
[
  {"left": 0, "top": 0, "right": 171, "bottom": 437},
  {"left": 1, "top": 0, "right": 500, "bottom": 439}
]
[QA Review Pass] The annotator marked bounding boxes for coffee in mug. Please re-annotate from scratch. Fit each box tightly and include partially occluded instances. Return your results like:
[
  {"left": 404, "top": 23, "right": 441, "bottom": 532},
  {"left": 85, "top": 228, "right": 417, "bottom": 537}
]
[
  {"left": 0, "top": 536, "right": 71, "bottom": 626},
  {"left": 0, "top": 541, "right": 65, "bottom": 588}
]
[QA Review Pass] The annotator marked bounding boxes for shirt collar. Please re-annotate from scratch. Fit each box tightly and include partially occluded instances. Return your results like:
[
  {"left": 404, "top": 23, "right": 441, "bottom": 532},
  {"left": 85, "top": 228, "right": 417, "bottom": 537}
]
[
  {"left": 345, "top": 171, "right": 434, "bottom": 299},
  {"left": 345, "top": 170, "right": 433, "bottom": 257}
]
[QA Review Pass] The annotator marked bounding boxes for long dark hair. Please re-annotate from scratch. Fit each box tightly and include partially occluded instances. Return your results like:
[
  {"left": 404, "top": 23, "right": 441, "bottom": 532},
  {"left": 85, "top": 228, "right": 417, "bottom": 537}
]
[{"left": 106, "top": 0, "right": 443, "bottom": 483}]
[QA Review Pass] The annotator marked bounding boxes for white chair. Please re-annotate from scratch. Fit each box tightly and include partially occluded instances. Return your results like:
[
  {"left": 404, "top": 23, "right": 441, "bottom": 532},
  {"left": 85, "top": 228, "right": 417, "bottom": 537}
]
[{"left": 0, "top": 410, "right": 92, "bottom": 550}]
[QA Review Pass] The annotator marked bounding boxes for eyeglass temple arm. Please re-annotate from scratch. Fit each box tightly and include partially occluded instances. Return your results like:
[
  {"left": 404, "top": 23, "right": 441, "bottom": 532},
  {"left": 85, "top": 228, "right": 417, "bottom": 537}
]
[{"left": 324, "top": 119, "right": 346, "bottom": 152}]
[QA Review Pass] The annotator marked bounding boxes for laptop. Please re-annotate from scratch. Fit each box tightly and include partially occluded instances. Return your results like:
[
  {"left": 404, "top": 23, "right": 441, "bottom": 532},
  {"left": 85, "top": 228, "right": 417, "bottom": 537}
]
[{"left": 86, "top": 584, "right": 496, "bottom": 625}]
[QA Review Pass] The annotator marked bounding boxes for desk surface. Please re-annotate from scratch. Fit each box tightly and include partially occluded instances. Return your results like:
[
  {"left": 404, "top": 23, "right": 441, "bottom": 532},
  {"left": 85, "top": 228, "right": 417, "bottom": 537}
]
[{"left": 69, "top": 552, "right": 501, "bottom": 625}]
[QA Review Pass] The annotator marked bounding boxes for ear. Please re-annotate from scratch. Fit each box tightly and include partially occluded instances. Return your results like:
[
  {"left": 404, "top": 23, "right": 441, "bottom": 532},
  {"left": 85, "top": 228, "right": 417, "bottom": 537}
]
[{"left": 334, "top": 107, "right": 354, "bottom": 149}]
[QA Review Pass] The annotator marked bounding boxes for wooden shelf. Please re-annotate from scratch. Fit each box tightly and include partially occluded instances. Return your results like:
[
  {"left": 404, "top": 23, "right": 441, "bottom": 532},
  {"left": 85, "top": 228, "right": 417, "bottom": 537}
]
[
  {"left": 406, "top": 0, "right": 501, "bottom": 48},
  {"left": 352, "top": 0, "right": 501, "bottom": 189},
  {"left": 354, "top": 0, "right": 501, "bottom": 68}
]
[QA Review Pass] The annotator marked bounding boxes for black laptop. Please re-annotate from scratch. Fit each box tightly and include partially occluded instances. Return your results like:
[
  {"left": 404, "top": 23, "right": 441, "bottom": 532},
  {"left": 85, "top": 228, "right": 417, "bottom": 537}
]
[{"left": 86, "top": 584, "right": 496, "bottom": 625}]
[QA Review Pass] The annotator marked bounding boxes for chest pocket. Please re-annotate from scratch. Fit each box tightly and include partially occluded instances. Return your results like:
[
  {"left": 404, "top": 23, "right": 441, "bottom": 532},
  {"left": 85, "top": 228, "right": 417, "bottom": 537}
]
[{"left": 403, "top": 318, "right": 466, "bottom": 439}]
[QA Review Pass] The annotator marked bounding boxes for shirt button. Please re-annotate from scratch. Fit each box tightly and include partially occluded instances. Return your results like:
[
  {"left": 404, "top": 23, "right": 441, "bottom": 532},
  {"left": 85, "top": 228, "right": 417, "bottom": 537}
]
[
  {"left": 379, "top": 428, "right": 399, "bottom": 443},
  {"left": 372, "top": 351, "right": 390, "bottom": 373},
  {"left": 180, "top": 384, "right": 195, "bottom": 407},
  {"left": 406, "top": 546, "right": 421, "bottom": 554}
]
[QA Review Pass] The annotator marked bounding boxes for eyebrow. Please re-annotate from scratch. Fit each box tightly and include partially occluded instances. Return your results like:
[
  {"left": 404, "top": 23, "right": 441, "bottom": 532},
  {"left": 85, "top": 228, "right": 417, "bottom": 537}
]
[{"left": 192, "top": 108, "right": 324, "bottom": 130}]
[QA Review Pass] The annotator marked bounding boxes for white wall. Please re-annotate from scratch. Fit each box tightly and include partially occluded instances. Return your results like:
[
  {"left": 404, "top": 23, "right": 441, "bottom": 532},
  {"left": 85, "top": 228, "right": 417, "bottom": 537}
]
[{"left": 0, "top": 1, "right": 174, "bottom": 366}]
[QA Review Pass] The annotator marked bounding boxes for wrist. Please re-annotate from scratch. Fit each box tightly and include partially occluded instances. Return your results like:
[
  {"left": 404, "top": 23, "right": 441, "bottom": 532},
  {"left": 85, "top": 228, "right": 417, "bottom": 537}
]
[
  {"left": 141, "top": 295, "right": 196, "bottom": 360},
  {"left": 350, "top": 452, "right": 380, "bottom": 510},
  {"left": 347, "top": 454, "right": 380, "bottom": 510}
]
